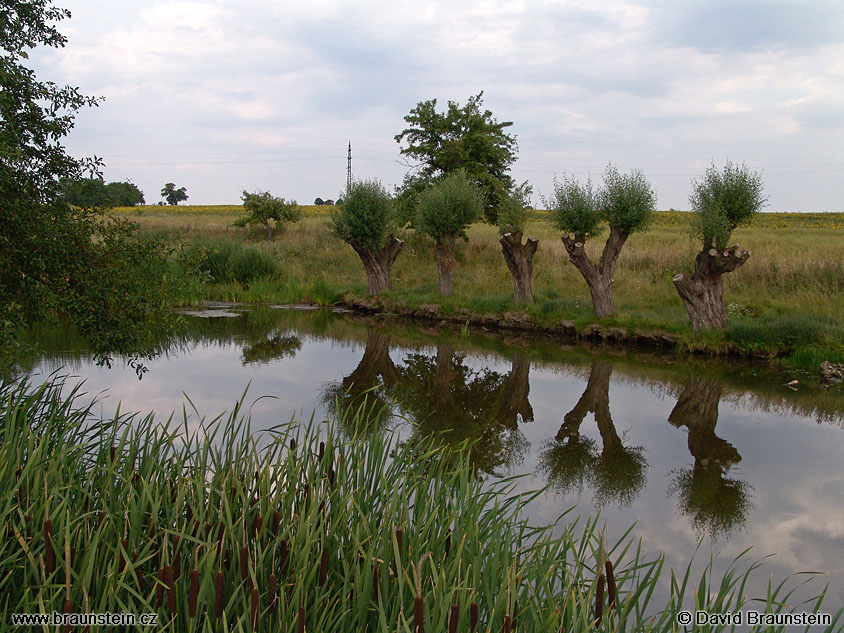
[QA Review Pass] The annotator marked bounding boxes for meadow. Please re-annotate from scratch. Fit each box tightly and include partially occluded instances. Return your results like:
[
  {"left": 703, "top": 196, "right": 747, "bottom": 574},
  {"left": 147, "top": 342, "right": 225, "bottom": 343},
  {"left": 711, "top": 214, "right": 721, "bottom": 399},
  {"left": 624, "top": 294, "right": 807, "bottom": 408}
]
[{"left": 115, "top": 206, "right": 844, "bottom": 367}]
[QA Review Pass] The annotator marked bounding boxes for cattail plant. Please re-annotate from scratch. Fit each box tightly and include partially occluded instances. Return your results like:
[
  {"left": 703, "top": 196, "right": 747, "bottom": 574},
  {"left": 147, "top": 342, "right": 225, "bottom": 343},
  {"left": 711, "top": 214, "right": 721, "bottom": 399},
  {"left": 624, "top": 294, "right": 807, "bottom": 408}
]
[
  {"left": 595, "top": 572, "right": 605, "bottom": 625},
  {"left": 605, "top": 559, "right": 617, "bottom": 609}
]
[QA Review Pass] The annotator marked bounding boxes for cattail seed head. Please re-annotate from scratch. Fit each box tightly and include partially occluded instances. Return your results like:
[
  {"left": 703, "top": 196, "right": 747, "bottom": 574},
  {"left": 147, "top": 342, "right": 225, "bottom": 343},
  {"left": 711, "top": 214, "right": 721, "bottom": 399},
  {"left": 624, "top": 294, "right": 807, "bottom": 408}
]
[
  {"left": 414, "top": 596, "right": 424, "bottom": 633},
  {"left": 470, "top": 602, "right": 479, "bottom": 632},
  {"left": 165, "top": 565, "right": 175, "bottom": 613},
  {"left": 272, "top": 511, "right": 280, "bottom": 536},
  {"left": 240, "top": 545, "right": 249, "bottom": 582},
  {"left": 280, "top": 539, "right": 288, "bottom": 575},
  {"left": 319, "top": 548, "right": 328, "bottom": 586},
  {"left": 595, "top": 573, "right": 605, "bottom": 625},
  {"left": 24, "top": 513, "right": 31, "bottom": 539},
  {"left": 502, "top": 614, "right": 512, "bottom": 633},
  {"left": 155, "top": 567, "right": 164, "bottom": 607},
  {"left": 189, "top": 569, "right": 198, "bottom": 618},
  {"left": 448, "top": 604, "right": 459, "bottom": 633},
  {"left": 251, "top": 586, "right": 259, "bottom": 630},
  {"left": 605, "top": 560, "right": 617, "bottom": 609},
  {"left": 268, "top": 573, "right": 277, "bottom": 614},
  {"left": 318, "top": 441, "right": 325, "bottom": 461},
  {"left": 215, "top": 570, "right": 224, "bottom": 618},
  {"left": 297, "top": 606, "right": 305, "bottom": 633},
  {"left": 445, "top": 529, "right": 452, "bottom": 557}
]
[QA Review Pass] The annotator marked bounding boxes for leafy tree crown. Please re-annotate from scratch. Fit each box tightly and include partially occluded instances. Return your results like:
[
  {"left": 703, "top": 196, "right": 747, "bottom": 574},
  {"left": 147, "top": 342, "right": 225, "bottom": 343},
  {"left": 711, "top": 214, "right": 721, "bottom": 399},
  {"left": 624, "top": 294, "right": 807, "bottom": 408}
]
[
  {"left": 331, "top": 179, "right": 394, "bottom": 250},
  {"left": 161, "top": 182, "right": 188, "bottom": 205},
  {"left": 395, "top": 92, "right": 517, "bottom": 224},
  {"left": 545, "top": 175, "right": 603, "bottom": 240},
  {"left": 689, "top": 161, "right": 766, "bottom": 249},
  {"left": 235, "top": 191, "right": 301, "bottom": 229},
  {"left": 599, "top": 165, "right": 656, "bottom": 235},
  {"left": 415, "top": 170, "right": 484, "bottom": 240},
  {"left": 496, "top": 181, "right": 533, "bottom": 234}
]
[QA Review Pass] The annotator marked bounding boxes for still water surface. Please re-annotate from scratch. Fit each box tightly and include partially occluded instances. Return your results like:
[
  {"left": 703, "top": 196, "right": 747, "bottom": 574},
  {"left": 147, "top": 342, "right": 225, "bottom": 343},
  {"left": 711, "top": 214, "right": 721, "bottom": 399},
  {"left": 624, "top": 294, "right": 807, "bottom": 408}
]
[{"left": 28, "top": 306, "right": 844, "bottom": 612}]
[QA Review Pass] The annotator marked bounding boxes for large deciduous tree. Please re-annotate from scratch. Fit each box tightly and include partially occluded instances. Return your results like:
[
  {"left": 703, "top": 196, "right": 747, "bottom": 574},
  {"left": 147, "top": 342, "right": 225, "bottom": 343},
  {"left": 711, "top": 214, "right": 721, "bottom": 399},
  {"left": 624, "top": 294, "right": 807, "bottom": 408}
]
[
  {"left": 673, "top": 161, "right": 766, "bottom": 329},
  {"left": 497, "top": 183, "right": 538, "bottom": 305},
  {"left": 415, "top": 171, "right": 483, "bottom": 297},
  {"left": 395, "top": 92, "right": 518, "bottom": 224},
  {"left": 332, "top": 179, "right": 404, "bottom": 295},
  {"left": 161, "top": 182, "right": 188, "bottom": 205},
  {"left": 234, "top": 190, "right": 301, "bottom": 241},
  {"left": 1, "top": 0, "right": 173, "bottom": 361},
  {"left": 547, "top": 166, "right": 656, "bottom": 317}
]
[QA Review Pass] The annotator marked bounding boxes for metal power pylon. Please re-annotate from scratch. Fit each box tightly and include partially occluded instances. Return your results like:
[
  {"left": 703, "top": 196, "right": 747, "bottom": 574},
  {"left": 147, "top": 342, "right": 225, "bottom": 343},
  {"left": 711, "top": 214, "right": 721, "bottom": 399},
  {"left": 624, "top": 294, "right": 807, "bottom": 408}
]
[{"left": 346, "top": 142, "right": 352, "bottom": 191}]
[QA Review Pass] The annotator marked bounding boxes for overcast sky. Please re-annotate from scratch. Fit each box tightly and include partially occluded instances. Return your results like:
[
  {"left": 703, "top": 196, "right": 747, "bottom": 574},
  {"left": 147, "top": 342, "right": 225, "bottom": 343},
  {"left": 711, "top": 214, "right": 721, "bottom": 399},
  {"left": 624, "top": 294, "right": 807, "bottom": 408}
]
[{"left": 29, "top": 0, "right": 844, "bottom": 211}]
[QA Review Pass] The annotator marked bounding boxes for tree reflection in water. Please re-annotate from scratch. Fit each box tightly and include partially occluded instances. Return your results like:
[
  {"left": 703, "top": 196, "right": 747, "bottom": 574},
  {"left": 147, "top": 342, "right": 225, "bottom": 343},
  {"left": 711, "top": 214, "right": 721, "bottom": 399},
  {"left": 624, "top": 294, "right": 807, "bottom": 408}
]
[
  {"left": 322, "top": 329, "right": 399, "bottom": 433},
  {"left": 391, "top": 344, "right": 531, "bottom": 475},
  {"left": 539, "top": 361, "right": 647, "bottom": 506},
  {"left": 241, "top": 333, "right": 302, "bottom": 365},
  {"left": 667, "top": 375, "right": 753, "bottom": 539}
]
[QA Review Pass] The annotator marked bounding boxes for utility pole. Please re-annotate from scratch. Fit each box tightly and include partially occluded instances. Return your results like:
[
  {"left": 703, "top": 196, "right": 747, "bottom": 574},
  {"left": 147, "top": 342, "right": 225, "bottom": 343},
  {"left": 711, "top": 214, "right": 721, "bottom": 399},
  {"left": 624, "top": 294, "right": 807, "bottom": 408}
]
[{"left": 346, "top": 141, "right": 352, "bottom": 191}]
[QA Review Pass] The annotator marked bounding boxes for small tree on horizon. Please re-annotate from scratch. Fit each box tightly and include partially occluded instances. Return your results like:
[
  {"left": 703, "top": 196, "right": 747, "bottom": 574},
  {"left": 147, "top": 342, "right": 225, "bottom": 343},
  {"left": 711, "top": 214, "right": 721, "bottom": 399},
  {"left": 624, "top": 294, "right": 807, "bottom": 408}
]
[
  {"left": 547, "top": 165, "right": 657, "bottom": 317},
  {"left": 235, "top": 190, "right": 302, "bottom": 241},
  {"left": 673, "top": 161, "right": 766, "bottom": 329},
  {"left": 415, "top": 170, "right": 484, "bottom": 297},
  {"left": 161, "top": 182, "right": 188, "bottom": 205},
  {"left": 332, "top": 179, "right": 404, "bottom": 296}
]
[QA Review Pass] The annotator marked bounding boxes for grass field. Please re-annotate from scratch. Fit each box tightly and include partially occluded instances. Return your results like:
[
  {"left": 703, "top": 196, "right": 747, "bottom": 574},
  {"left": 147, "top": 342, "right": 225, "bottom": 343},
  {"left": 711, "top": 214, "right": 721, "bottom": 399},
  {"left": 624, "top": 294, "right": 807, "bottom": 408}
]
[{"left": 113, "top": 206, "right": 844, "bottom": 366}]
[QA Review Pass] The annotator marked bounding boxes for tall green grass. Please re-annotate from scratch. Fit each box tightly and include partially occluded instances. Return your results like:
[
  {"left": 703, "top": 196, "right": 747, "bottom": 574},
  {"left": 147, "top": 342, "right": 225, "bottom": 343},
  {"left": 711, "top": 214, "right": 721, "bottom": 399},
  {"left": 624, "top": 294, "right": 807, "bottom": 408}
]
[{"left": 3, "top": 378, "right": 839, "bottom": 632}]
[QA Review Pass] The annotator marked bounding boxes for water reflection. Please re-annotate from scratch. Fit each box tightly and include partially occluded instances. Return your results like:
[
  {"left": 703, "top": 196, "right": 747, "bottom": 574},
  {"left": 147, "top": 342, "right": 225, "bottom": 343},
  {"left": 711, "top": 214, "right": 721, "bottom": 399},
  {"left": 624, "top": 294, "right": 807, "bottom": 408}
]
[
  {"left": 391, "top": 343, "right": 530, "bottom": 475},
  {"left": 539, "top": 361, "right": 648, "bottom": 506},
  {"left": 667, "top": 375, "right": 753, "bottom": 538}
]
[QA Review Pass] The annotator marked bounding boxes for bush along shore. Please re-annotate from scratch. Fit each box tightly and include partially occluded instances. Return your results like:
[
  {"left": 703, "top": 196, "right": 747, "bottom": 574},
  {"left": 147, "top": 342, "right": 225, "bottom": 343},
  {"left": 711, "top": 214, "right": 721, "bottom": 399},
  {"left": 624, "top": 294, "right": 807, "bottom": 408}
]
[{"left": 3, "top": 377, "right": 841, "bottom": 632}]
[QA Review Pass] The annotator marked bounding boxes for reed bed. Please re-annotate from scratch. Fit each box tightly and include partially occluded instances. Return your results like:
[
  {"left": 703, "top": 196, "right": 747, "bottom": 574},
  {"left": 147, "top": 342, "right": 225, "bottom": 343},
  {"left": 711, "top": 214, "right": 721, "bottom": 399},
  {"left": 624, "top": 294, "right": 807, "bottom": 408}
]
[{"left": 3, "top": 377, "right": 839, "bottom": 632}]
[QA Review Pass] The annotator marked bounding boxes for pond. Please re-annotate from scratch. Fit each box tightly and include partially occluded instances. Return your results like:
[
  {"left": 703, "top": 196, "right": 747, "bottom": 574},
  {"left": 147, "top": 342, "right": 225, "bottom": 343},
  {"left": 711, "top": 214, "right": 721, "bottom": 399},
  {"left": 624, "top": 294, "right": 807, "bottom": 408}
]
[{"left": 25, "top": 305, "right": 844, "bottom": 613}]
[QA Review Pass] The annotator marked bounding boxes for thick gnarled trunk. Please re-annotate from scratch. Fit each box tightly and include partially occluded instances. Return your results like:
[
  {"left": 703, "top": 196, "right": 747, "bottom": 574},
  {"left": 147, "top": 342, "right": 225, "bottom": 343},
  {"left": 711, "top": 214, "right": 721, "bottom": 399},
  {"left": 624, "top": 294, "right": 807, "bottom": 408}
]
[
  {"left": 499, "top": 230, "right": 538, "bottom": 305},
  {"left": 350, "top": 234, "right": 404, "bottom": 296},
  {"left": 435, "top": 235, "right": 457, "bottom": 297},
  {"left": 561, "top": 226, "right": 629, "bottom": 318},
  {"left": 673, "top": 245, "right": 749, "bottom": 330}
]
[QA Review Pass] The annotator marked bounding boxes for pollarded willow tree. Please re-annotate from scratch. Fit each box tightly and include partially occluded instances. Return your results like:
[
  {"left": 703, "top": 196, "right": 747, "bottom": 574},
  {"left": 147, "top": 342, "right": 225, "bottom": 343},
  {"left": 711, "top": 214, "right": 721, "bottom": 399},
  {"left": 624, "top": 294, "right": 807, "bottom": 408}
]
[
  {"left": 415, "top": 170, "right": 484, "bottom": 297},
  {"left": 497, "top": 183, "right": 538, "bottom": 305},
  {"left": 547, "top": 166, "right": 657, "bottom": 317},
  {"left": 332, "top": 179, "right": 404, "bottom": 296},
  {"left": 673, "top": 161, "right": 766, "bottom": 329}
]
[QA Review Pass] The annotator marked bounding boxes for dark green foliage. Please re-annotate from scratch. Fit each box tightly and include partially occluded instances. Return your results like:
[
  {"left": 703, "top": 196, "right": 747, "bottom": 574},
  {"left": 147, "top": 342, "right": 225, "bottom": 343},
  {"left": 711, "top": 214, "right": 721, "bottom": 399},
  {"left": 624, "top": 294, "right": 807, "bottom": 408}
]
[
  {"left": 178, "top": 240, "right": 278, "bottom": 284},
  {"left": 105, "top": 180, "right": 144, "bottom": 205},
  {"left": 690, "top": 161, "right": 766, "bottom": 249},
  {"left": 161, "top": 182, "right": 188, "bottom": 205},
  {"left": 332, "top": 179, "right": 394, "bottom": 250},
  {"left": 726, "top": 315, "right": 827, "bottom": 351},
  {"left": 395, "top": 92, "right": 518, "bottom": 224},
  {"left": 0, "top": 0, "right": 173, "bottom": 361},
  {"left": 546, "top": 175, "right": 603, "bottom": 239},
  {"left": 60, "top": 178, "right": 145, "bottom": 207},
  {"left": 600, "top": 165, "right": 656, "bottom": 234},
  {"left": 314, "top": 197, "right": 325, "bottom": 205},
  {"left": 234, "top": 190, "right": 301, "bottom": 240},
  {"left": 415, "top": 171, "right": 484, "bottom": 240}
]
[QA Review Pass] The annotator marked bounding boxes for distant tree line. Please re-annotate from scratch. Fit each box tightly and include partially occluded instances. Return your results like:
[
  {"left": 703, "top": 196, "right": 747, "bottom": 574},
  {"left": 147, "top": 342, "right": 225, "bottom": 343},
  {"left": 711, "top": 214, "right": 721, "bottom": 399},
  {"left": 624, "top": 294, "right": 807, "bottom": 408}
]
[{"left": 60, "top": 177, "right": 145, "bottom": 207}]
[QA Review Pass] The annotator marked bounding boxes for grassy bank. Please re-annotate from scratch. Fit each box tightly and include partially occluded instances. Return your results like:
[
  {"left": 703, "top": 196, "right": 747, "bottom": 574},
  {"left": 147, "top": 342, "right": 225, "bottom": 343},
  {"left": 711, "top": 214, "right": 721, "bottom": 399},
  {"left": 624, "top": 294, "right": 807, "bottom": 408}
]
[
  {"left": 3, "top": 377, "right": 840, "bottom": 632},
  {"left": 117, "top": 206, "right": 844, "bottom": 367}
]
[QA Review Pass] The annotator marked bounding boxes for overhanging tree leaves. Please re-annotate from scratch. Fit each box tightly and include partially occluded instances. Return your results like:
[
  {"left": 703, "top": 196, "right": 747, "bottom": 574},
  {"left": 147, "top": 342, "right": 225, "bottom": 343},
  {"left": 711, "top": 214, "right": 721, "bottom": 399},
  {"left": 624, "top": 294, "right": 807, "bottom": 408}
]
[
  {"left": 547, "top": 166, "right": 657, "bottom": 317},
  {"left": 673, "top": 161, "right": 766, "bottom": 329},
  {"left": 1, "top": 0, "right": 174, "bottom": 362},
  {"left": 415, "top": 170, "right": 483, "bottom": 297},
  {"left": 332, "top": 179, "right": 404, "bottom": 296},
  {"left": 395, "top": 92, "right": 518, "bottom": 224}
]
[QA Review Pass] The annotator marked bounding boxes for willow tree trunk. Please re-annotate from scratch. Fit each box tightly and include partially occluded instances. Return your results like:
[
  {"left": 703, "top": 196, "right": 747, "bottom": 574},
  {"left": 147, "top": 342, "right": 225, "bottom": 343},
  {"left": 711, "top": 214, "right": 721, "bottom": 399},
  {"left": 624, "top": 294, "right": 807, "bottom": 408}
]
[
  {"left": 495, "top": 354, "right": 534, "bottom": 428},
  {"left": 561, "top": 226, "right": 629, "bottom": 318},
  {"left": 500, "top": 230, "right": 539, "bottom": 305},
  {"left": 350, "top": 234, "right": 404, "bottom": 296},
  {"left": 673, "top": 244, "right": 750, "bottom": 330},
  {"left": 435, "top": 235, "right": 457, "bottom": 297}
]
